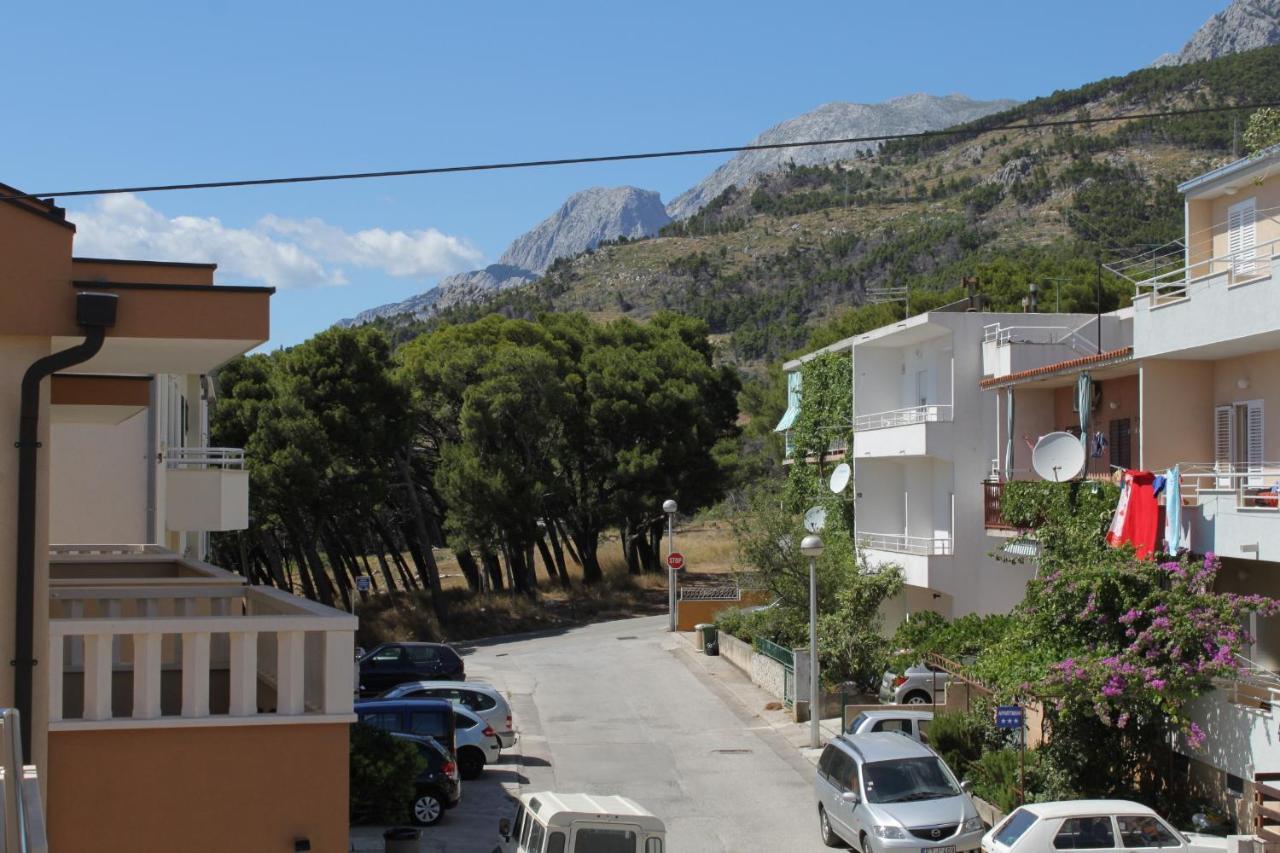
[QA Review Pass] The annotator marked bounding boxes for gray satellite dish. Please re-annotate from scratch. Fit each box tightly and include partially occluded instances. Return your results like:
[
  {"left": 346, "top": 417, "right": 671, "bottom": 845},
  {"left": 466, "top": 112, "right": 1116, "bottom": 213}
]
[
  {"left": 829, "top": 463, "right": 852, "bottom": 494},
  {"left": 1031, "top": 431, "right": 1087, "bottom": 482},
  {"left": 803, "top": 505, "right": 827, "bottom": 533}
]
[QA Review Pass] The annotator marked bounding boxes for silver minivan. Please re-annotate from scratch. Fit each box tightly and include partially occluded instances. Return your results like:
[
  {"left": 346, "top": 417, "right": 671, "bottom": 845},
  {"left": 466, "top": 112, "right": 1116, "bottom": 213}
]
[{"left": 815, "top": 732, "right": 984, "bottom": 852}]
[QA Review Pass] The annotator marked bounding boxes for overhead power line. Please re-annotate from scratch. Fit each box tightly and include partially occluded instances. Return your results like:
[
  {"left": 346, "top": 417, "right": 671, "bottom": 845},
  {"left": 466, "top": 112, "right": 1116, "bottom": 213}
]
[{"left": 6, "top": 100, "right": 1280, "bottom": 203}]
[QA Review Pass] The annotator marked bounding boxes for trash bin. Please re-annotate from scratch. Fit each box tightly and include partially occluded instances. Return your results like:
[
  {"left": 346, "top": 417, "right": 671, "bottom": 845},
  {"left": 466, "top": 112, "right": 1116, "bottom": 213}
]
[
  {"left": 694, "top": 623, "right": 711, "bottom": 652},
  {"left": 384, "top": 826, "right": 422, "bottom": 852},
  {"left": 700, "top": 623, "right": 718, "bottom": 656}
]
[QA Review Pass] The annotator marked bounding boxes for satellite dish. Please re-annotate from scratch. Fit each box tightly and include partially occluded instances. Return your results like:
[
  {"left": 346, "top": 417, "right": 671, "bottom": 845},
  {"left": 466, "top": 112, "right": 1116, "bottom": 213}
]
[
  {"left": 803, "top": 505, "right": 827, "bottom": 533},
  {"left": 1031, "top": 431, "right": 1087, "bottom": 482},
  {"left": 829, "top": 463, "right": 852, "bottom": 494}
]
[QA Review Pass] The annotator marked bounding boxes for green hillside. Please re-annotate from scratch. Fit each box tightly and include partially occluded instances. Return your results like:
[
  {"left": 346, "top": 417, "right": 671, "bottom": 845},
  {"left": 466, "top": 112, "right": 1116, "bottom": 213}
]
[{"left": 383, "top": 46, "right": 1280, "bottom": 367}]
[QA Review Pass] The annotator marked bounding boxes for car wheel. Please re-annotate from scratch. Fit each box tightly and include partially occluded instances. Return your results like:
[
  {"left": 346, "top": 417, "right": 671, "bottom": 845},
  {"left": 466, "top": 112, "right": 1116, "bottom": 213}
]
[
  {"left": 818, "top": 806, "right": 847, "bottom": 848},
  {"left": 859, "top": 831, "right": 874, "bottom": 853},
  {"left": 411, "top": 791, "right": 444, "bottom": 826},
  {"left": 903, "top": 691, "right": 931, "bottom": 705},
  {"left": 459, "top": 746, "right": 485, "bottom": 780}
]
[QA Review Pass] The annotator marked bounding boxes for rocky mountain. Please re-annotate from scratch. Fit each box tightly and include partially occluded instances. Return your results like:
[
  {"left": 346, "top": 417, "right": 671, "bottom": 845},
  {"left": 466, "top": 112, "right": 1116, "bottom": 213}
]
[
  {"left": 344, "top": 186, "right": 669, "bottom": 326},
  {"left": 664, "top": 94, "right": 1018, "bottom": 220},
  {"left": 1153, "top": 0, "right": 1280, "bottom": 66}
]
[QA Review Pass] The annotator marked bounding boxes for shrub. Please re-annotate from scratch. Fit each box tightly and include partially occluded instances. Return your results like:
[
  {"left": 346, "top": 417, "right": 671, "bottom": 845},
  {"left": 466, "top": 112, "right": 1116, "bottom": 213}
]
[
  {"left": 928, "top": 710, "right": 995, "bottom": 780},
  {"left": 349, "top": 723, "right": 426, "bottom": 825}
]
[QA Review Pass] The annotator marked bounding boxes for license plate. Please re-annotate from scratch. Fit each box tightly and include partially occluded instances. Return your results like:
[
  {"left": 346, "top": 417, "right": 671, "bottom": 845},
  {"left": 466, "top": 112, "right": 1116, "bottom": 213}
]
[{"left": 923, "top": 847, "right": 955, "bottom": 853}]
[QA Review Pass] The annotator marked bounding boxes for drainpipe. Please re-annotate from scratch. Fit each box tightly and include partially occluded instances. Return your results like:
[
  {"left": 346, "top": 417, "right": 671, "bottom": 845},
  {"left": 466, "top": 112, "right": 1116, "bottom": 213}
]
[{"left": 13, "top": 291, "right": 117, "bottom": 760}]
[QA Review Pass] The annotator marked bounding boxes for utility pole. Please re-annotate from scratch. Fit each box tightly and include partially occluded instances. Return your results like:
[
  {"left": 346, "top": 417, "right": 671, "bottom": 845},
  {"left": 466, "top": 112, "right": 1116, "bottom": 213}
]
[
  {"left": 800, "top": 534, "right": 824, "bottom": 748},
  {"left": 663, "top": 499, "right": 678, "bottom": 632},
  {"left": 1095, "top": 256, "right": 1104, "bottom": 354}
]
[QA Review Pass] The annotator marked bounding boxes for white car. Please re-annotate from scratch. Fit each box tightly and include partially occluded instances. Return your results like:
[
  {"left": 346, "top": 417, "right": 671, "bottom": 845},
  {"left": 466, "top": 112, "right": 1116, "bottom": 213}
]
[
  {"left": 452, "top": 704, "right": 503, "bottom": 779},
  {"left": 845, "top": 709, "right": 933, "bottom": 742},
  {"left": 982, "top": 800, "right": 1229, "bottom": 852},
  {"left": 381, "top": 680, "right": 516, "bottom": 748},
  {"left": 879, "top": 664, "right": 951, "bottom": 705}
]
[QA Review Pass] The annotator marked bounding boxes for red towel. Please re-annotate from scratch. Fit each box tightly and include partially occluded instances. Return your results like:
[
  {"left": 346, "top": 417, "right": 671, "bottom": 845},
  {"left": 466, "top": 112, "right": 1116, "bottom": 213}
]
[{"left": 1106, "top": 470, "right": 1162, "bottom": 560}]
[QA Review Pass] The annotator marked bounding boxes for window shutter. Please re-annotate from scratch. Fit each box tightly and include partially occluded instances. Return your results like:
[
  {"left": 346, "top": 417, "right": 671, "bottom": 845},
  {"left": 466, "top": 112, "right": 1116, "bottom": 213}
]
[
  {"left": 1215, "top": 405, "right": 1234, "bottom": 488},
  {"left": 1228, "top": 198, "right": 1257, "bottom": 277},
  {"left": 1247, "top": 400, "right": 1265, "bottom": 487}
]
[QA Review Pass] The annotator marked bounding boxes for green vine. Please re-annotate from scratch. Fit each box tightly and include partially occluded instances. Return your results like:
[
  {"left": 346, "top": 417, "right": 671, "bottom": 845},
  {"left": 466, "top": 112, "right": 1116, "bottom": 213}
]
[{"left": 999, "top": 480, "right": 1121, "bottom": 571}]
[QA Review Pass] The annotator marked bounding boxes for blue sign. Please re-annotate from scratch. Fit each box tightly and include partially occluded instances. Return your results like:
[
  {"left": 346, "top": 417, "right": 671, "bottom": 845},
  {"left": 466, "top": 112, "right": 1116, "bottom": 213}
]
[
  {"left": 995, "top": 705, "right": 1024, "bottom": 730},
  {"left": 356, "top": 576, "right": 371, "bottom": 592}
]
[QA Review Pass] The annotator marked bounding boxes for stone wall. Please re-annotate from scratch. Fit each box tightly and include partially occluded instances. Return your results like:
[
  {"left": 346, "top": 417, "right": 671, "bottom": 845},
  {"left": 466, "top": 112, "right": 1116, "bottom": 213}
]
[{"left": 751, "top": 651, "right": 788, "bottom": 699}]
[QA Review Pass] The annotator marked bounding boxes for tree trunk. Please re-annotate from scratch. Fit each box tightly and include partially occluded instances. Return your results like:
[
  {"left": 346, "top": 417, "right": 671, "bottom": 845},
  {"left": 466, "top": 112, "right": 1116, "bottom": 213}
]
[
  {"left": 370, "top": 535, "right": 399, "bottom": 592},
  {"left": 567, "top": 522, "right": 602, "bottom": 584},
  {"left": 535, "top": 533, "right": 565, "bottom": 588},
  {"left": 544, "top": 521, "right": 571, "bottom": 586},
  {"left": 481, "top": 551, "right": 505, "bottom": 592},
  {"left": 370, "top": 514, "right": 417, "bottom": 590},
  {"left": 320, "top": 528, "right": 354, "bottom": 611},
  {"left": 455, "top": 550, "right": 482, "bottom": 593},
  {"left": 395, "top": 452, "right": 443, "bottom": 594},
  {"left": 283, "top": 518, "right": 326, "bottom": 604},
  {"left": 554, "top": 518, "right": 583, "bottom": 567},
  {"left": 635, "top": 523, "right": 658, "bottom": 574},
  {"left": 622, "top": 518, "right": 642, "bottom": 575}
]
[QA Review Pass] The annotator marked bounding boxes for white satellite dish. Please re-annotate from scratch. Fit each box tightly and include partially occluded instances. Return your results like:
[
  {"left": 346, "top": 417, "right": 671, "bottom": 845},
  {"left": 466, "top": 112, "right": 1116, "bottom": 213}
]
[
  {"left": 803, "top": 505, "right": 827, "bottom": 533},
  {"left": 829, "top": 463, "right": 852, "bottom": 494},
  {"left": 1031, "top": 431, "right": 1087, "bottom": 482}
]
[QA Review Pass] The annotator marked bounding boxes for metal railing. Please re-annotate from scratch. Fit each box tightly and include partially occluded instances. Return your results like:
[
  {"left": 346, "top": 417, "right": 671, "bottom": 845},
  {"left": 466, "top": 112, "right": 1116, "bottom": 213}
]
[
  {"left": 1179, "top": 462, "right": 1280, "bottom": 510},
  {"left": 165, "top": 447, "right": 245, "bottom": 469},
  {"left": 783, "top": 430, "right": 849, "bottom": 460},
  {"left": 1108, "top": 233, "right": 1279, "bottom": 299},
  {"left": 49, "top": 543, "right": 168, "bottom": 557},
  {"left": 755, "top": 637, "right": 795, "bottom": 667},
  {"left": 853, "top": 404, "right": 953, "bottom": 431},
  {"left": 982, "top": 480, "right": 1015, "bottom": 529},
  {"left": 678, "top": 586, "right": 743, "bottom": 601},
  {"left": 856, "top": 531, "right": 954, "bottom": 556},
  {"left": 0, "top": 709, "right": 46, "bottom": 853}
]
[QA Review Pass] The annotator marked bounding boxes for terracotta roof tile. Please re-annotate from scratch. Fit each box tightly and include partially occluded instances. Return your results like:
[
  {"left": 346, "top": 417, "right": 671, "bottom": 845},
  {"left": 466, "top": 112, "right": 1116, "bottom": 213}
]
[{"left": 979, "top": 346, "right": 1133, "bottom": 390}]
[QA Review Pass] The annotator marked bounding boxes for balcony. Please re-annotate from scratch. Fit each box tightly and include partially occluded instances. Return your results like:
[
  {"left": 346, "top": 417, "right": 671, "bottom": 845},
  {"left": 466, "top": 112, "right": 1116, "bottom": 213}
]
[
  {"left": 982, "top": 322, "right": 1099, "bottom": 379},
  {"left": 782, "top": 430, "right": 849, "bottom": 464},
  {"left": 1179, "top": 462, "right": 1280, "bottom": 561},
  {"left": 856, "top": 531, "right": 954, "bottom": 556},
  {"left": 165, "top": 447, "right": 249, "bottom": 532},
  {"left": 46, "top": 548, "right": 355, "bottom": 730},
  {"left": 982, "top": 480, "right": 1015, "bottom": 530},
  {"left": 852, "top": 405, "right": 952, "bottom": 459}
]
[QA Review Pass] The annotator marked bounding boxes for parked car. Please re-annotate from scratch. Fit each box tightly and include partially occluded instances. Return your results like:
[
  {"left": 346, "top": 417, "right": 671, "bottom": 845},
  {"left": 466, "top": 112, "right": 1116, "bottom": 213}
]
[
  {"left": 495, "top": 791, "right": 666, "bottom": 853},
  {"left": 845, "top": 709, "right": 933, "bottom": 743},
  {"left": 390, "top": 732, "right": 460, "bottom": 827},
  {"left": 356, "top": 698, "right": 500, "bottom": 780},
  {"left": 815, "top": 732, "right": 984, "bottom": 852},
  {"left": 358, "top": 642, "right": 465, "bottom": 696},
  {"left": 879, "top": 664, "right": 951, "bottom": 706},
  {"left": 981, "top": 801, "right": 1229, "bottom": 853},
  {"left": 380, "top": 680, "right": 516, "bottom": 748}
]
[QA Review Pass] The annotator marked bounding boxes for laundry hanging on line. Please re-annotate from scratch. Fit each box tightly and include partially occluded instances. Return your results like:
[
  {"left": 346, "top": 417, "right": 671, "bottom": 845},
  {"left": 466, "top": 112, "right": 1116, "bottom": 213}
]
[{"left": 1106, "top": 470, "right": 1163, "bottom": 560}]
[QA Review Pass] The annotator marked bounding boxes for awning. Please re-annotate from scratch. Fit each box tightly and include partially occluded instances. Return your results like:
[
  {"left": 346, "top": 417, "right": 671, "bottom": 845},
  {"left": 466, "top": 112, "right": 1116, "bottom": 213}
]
[{"left": 775, "top": 370, "right": 802, "bottom": 432}]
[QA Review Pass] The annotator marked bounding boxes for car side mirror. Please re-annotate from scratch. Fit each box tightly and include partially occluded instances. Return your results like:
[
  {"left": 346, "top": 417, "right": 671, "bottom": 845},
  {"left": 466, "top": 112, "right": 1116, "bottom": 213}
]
[
  {"left": 498, "top": 818, "right": 511, "bottom": 840},
  {"left": 840, "top": 791, "right": 860, "bottom": 805},
  {"left": 960, "top": 780, "right": 972, "bottom": 793}
]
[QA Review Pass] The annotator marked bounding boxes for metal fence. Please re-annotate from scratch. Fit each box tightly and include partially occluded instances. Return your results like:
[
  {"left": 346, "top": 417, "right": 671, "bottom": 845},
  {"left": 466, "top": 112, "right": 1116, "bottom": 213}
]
[{"left": 755, "top": 638, "right": 795, "bottom": 708}]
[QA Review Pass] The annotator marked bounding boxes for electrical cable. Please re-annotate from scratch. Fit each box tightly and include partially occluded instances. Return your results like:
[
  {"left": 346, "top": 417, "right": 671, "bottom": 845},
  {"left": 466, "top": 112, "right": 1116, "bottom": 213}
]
[{"left": 4, "top": 100, "right": 1280, "bottom": 202}]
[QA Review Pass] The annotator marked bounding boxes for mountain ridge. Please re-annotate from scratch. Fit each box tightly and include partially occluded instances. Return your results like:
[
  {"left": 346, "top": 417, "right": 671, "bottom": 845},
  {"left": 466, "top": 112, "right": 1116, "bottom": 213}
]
[{"left": 1153, "top": 0, "right": 1280, "bottom": 66}]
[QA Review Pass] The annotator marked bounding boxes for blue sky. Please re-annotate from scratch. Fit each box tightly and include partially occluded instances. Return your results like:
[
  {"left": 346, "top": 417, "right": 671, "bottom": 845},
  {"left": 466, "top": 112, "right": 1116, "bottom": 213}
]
[{"left": 3, "top": 1, "right": 1223, "bottom": 348}]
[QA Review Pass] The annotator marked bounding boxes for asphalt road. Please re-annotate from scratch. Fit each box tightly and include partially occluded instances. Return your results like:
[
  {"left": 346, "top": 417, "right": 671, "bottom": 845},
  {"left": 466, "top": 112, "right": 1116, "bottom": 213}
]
[{"left": 354, "top": 613, "right": 834, "bottom": 852}]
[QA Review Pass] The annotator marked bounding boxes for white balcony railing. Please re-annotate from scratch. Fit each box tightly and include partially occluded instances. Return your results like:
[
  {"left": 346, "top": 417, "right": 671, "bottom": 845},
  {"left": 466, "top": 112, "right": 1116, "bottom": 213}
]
[
  {"left": 782, "top": 430, "right": 849, "bottom": 461},
  {"left": 856, "top": 531, "right": 954, "bottom": 556},
  {"left": 165, "top": 447, "right": 245, "bottom": 469},
  {"left": 48, "top": 584, "right": 355, "bottom": 729},
  {"left": 1108, "top": 233, "right": 1279, "bottom": 299},
  {"left": 1179, "top": 462, "right": 1280, "bottom": 510},
  {"left": 854, "top": 404, "right": 953, "bottom": 431}
]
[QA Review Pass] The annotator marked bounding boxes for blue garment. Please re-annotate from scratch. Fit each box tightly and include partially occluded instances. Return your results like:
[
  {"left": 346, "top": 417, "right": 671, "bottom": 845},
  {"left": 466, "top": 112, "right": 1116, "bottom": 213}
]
[
  {"left": 1164, "top": 465, "right": 1183, "bottom": 553},
  {"left": 1152, "top": 475, "right": 1166, "bottom": 498}
]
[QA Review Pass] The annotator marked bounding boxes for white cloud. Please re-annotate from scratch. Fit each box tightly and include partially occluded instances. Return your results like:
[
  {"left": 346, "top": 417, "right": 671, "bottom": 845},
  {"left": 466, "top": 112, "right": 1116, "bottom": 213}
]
[{"left": 69, "top": 193, "right": 484, "bottom": 289}]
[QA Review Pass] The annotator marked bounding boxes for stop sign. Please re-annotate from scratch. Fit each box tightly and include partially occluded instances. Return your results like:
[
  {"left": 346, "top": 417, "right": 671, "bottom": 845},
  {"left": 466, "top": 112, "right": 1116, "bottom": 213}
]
[{"left": 666, "top": 552, "right": 685, "bottom": 571}]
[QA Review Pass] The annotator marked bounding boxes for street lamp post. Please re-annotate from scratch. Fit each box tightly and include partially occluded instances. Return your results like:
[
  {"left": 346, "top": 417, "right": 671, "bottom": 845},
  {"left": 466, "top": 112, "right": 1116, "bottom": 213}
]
[
  {"left": 663, "top": 499, "right": 678, "bottom": 632},
  {"left": 800, "top": 534, "right": 824, "bottom": 748}
]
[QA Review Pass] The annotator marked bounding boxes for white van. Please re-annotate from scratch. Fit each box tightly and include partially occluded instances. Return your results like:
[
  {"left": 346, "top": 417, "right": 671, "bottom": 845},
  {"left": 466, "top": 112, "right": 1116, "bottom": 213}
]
[{"left": 495, "top": 792, "right": 667, "bottom": 853}]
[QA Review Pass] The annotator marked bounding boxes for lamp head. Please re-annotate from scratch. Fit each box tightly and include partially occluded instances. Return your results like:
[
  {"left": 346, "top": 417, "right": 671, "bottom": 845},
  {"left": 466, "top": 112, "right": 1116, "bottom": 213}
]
[
  {"left": 662, "top": 499, "right": 678, "bottom": 514},
  {"left": 799, "top": 534, "right": 824, "bottom": 558}
]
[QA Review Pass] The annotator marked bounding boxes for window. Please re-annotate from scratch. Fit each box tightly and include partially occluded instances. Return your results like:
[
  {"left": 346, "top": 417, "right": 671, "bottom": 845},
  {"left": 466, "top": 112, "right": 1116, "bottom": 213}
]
[
  {"left": 1215, "top": 401, "right": 1265, "bottom": 486},
  {"left": 871, "top": 718, "right": 909, "bottom": 734},
  {"left": 917, "top": 719, "right": 931, "bottom": 743},
  {"left": 645, "top": 839, "right": 664, "bottom": 853},
  {"left": 845, "top": 712, "right": 869, "bottom": 735},
  {"left": 454, "top": 711, "right": 481, "bottom": 730},
  {"left": 1228, "top": 196, "right": 1257, "bottom": 276},
  {"left": 371, "top": 647, "right": 403, "bottom": 663},
  {"left": 546, "top": 832, "right": 567, "bottom": 853},
  {"left": 993, "top": 810, "right": 1038, "bottom": 846},
  {"left": 1117, "top": 814, "right": 1179, "bottom": 847},
  {"left": 468, "top": 691, "right": 497, "bottom": 711},
  {"left": 574, "top": 827, "right": 637, "bottom": 853},
  {"left": 827, "top": 751, "right": 855, "bottom": 793},
  {"left": 1054, "top": 816, "right": 1116, "bottom": 849},
  {"left": 409, "top": 711, "right": 450, "bottom": 738},
  {"left": 528, "top": 819, "right": 546, "bottom": 852},
  {"left": 357, "top": 713, "right": 398, "bottom": 731},
  {"left": 520, "top": 811, "right": 534, "bottom": 847},
  {"left": 818, "top": 744, "right": 839, "bottom": 780},
  {"left": 1109, "top": 418, "right": 1131, "bottom": 470},
  {"left": 407, "top": 646, "right": 441, "bottom": 664},
  {"left": 862, "top": 757, "right": 959, "bottom": 804}
]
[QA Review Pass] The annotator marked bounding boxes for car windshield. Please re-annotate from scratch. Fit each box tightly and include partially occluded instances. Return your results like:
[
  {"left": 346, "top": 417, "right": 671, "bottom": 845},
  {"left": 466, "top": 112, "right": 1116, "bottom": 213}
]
[
  {"left": 993, "top": 809, "right": 1038, "bottom": 846},
  {"left": 847, "top": 713, "right": 869, "bottom": 733},
  {"left": 862, "top": 756, "right": 960, "bottom": 804}
]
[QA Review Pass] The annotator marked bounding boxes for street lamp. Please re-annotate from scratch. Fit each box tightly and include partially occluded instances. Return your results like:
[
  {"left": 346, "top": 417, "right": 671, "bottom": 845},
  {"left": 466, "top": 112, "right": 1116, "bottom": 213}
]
[
  {"left": 800, "top": 533, "right": 824, "bottom": 748},
  {"left": 664, "top": 499, "right": 678, "bottom": 632}
]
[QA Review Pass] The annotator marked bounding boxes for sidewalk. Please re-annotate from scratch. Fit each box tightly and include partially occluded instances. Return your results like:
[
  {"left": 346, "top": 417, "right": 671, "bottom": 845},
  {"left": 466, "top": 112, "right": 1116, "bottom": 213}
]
[{"left": 670, "top": 630, "right": 842, "bottom": 766}]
